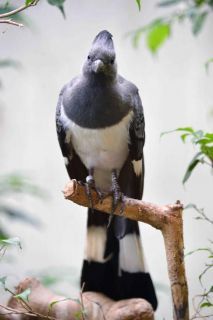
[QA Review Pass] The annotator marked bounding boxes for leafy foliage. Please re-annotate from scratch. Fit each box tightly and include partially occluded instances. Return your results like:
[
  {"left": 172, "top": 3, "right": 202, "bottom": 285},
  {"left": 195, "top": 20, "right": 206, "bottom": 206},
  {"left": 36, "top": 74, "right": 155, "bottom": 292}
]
[
  {"left": 0, "top": 173, "right": 44, "bottom": 196},
  {"left": 47, "top": 297, "right": 87, "bottom": 320},
  {"left": 146, "top": 20, "right": 171, "bottom": 53},
  {"left": 131, "top": 0, "right": 213, "bottom": 53},
  {"left": 131, "top": 19, "right": 171, "bottom": 51},
  {"left": 25, "top": 0, "right": 34, "bottom": 5},
  {"left": 205, "top": 57, "right": 213, "bottom": 72},
  {"left": 0, "top": 5, "right": 30, "bottom": 25},
  {"left": 187, "top": 245, "right": 213, "bottom": 317},
  {"left": 0, "top": 0, "right": 67, "bottom": 27},
  {"left": 0, "top": 173, "right": 43, "bottom": 239},
  {"left": 14, "top": 288, "right": 31, "bottom": 302},
  {"left": 47, "top": 0, "right": 66, "bottom": 18},
  {"left": 0, "top": 59, "right": 21, "bottom": 69},
  {"left": 184, "top": 207, "right": 213, "bottom": 318},
  {"left": 0, "top": 237, "right": 22, "bottom": 249},
  {"left": 0, "top": 276, "right": 7, "bottom": 290},
  {"left": 161, "top": 127, "right": 213, "bottom": 183},
  {"left": 135, "top": 0, "right": 141, "bottom": 11},
  {"left": 185, "top": 203, "right": 213, "bottom": 224}
]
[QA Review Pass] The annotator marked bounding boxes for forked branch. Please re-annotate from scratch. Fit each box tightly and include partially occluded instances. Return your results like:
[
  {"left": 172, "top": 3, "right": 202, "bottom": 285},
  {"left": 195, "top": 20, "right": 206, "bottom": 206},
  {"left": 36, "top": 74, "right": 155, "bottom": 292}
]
[
  {"left": 0, "top": 0, "right": 40, "bottom": 27},
  {"left": 63, "top": 179, "right": 189, "bottom": 320}
]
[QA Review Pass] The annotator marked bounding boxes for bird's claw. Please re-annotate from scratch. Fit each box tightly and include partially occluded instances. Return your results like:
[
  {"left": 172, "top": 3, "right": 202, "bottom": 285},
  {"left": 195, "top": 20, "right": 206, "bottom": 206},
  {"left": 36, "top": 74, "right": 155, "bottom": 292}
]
[
  {"left": 85, "top": 178, "right": 94, "bottom": 212},
  {"left": 112, "top": 188, "right": 125, "bottom": 214},
  {"left": 85, "top": 174, "right": 104, "bottom": 212}
]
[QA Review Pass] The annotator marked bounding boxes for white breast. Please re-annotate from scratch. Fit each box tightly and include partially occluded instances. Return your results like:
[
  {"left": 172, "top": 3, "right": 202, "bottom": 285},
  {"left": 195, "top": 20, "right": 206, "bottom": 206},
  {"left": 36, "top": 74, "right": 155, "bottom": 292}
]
[{"left": 60, "top": 105, "right": 133, "bottom": 190}]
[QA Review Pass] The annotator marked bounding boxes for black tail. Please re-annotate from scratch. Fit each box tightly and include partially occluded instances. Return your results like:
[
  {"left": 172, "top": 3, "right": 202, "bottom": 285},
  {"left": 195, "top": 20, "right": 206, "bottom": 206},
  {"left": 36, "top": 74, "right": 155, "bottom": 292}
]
[{"left": 81, "top": 209, "right": 158, "bottom": 310}]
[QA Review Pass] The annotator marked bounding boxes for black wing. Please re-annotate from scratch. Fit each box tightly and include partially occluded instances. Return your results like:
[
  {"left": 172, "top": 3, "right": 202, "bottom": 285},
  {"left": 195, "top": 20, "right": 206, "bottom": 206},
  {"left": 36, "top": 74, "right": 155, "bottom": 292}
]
[
  {"left": 56, "top": 85, "right": 88, "bottom": 181},
  {"left": 129, "top": 91, "right": 145, "bottom": 162},
  {"left": 128, "top": 89, "right": 145, "bottom": 199},
  {"left": 115, "top": 81, "right": 145, "bottom": 238}
]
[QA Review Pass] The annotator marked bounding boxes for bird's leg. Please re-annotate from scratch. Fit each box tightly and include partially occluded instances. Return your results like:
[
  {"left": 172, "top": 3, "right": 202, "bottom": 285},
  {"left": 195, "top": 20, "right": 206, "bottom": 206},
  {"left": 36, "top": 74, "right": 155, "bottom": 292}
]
[
  {"left": 85, "top": 168, "right": 95, "bottom": 211},
  {"left": 111, "top": 170, "right": 121, "bottom": 210},
  {"left": 85, "top": 169, "right": 104, "bottom": 211},
  {"left": 107, "top": 170, "right": 124, "bottom": 227}
]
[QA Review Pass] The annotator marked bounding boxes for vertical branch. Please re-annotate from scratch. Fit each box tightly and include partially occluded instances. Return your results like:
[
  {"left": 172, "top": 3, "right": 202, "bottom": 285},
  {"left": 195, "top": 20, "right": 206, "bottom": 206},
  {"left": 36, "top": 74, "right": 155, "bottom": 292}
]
[{"left": 162, "top": 205, "right": 189, "bottom": 320}]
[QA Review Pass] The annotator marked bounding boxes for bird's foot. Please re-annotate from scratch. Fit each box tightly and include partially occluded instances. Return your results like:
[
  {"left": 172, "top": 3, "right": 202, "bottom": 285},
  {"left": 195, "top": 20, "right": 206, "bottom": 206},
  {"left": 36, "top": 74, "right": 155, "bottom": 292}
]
[
  {"left": 85, "top": 172, "right": 104, "bottom": 211},
  {"left": 85, "top": 174, "right": 95, "bottom": 212}
]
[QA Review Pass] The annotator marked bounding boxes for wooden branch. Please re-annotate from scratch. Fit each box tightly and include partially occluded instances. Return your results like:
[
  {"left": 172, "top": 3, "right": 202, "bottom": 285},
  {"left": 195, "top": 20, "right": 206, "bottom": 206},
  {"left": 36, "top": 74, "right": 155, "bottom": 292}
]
[
  {"left": 0, "top": 19, "right": 24, "bottom": 27},
  {"left": 0, "top": 277, "right": 154, "bottom": 320},
  {"left": 63, "top": 179, "right": 189, "bottom": 320},
  {"left": 0, "top": 1, "right": 40, "bottom": 19},
  {"left": 0, "top": 0, "right": 40, "bottom": 28}
]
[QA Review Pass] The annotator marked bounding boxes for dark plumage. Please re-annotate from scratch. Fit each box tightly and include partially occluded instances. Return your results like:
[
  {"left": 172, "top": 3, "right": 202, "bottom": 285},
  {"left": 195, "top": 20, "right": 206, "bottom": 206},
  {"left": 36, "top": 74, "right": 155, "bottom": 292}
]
[{"left": 56, "top": 30, "right": 157, "bottom": 310}]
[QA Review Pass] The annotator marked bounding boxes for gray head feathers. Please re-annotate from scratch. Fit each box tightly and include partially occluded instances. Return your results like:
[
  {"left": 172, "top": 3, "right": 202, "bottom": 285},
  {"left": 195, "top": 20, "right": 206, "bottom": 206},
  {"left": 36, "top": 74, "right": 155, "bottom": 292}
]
[
  {"left": 92, "top": 30, "right": 114, "bottom": 51},
  {"left": 83, "top": 30, "right": 117, "bottom": 79}
]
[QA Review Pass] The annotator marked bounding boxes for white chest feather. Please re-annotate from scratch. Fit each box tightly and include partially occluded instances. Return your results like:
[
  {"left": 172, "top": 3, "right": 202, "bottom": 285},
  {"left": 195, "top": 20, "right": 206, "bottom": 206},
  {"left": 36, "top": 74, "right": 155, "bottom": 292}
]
[
  {"left": 61, "top": 105, "right": 133, "bottom": 169},
  {"left": 60, "top": 105, "right": 133, "bottom": 190}
]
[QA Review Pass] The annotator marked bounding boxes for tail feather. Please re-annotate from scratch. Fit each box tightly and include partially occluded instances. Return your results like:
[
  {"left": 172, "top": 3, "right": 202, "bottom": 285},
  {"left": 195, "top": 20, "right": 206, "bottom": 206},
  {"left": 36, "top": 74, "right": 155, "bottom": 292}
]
[{"left": 81, "top": 209, "right": 158, "bottom": 310}]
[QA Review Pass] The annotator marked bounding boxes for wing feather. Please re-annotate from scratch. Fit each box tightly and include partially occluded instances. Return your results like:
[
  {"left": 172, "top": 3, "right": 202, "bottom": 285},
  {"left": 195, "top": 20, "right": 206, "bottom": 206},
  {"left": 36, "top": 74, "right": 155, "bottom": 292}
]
[{"left": 56, "top": 84, "right": 87, "bottom": 181}]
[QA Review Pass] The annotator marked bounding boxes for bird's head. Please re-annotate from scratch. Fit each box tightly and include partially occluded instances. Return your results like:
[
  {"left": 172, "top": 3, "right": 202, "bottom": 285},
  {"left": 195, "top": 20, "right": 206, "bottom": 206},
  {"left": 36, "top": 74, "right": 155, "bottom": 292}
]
[{"left": 83, "top": 30, "right": 117, "bottom": 79}]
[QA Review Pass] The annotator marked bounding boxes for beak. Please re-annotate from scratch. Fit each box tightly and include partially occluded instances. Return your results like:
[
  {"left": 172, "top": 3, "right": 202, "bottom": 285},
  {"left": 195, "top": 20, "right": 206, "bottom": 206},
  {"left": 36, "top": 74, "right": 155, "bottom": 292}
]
[{"left": 92, "top": 59, "right": 105, "bottom": 73}]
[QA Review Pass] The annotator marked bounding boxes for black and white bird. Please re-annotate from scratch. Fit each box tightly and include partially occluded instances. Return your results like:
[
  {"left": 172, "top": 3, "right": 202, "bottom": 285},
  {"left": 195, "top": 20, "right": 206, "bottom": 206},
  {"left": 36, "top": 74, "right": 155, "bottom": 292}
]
[{"left": 56, "top": 30, "right": 157, "bottom": 310}]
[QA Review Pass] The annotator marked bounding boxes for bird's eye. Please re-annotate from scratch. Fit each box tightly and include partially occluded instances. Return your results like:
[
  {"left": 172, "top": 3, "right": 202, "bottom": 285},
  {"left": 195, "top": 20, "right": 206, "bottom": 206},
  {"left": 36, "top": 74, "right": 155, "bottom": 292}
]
[
  {"left": 110, "top": 59, "right": 114, "bottom": 64},
  {"left": 87, "top": 56, "right": 91, "bottom": 60}
]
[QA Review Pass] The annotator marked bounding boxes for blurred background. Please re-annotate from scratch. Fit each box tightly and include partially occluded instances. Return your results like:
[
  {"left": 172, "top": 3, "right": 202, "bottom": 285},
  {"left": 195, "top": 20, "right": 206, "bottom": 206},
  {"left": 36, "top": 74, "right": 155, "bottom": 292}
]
[{"left": 0, "top": 0, "right": 212, "bottom": 319}]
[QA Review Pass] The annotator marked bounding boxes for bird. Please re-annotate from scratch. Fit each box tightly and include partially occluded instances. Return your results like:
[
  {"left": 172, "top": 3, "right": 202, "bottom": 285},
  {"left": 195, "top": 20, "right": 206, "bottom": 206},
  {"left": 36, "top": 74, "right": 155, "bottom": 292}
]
[{"left": 56, "top": 30, "right": 157, "bottom": 310}]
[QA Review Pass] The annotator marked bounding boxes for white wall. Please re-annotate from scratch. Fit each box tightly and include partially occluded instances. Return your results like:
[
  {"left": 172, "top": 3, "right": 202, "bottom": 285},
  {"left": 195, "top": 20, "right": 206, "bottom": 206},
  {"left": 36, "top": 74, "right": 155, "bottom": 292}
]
[{"left": 0, "top": 1, "right": 213, "bottom": 319}]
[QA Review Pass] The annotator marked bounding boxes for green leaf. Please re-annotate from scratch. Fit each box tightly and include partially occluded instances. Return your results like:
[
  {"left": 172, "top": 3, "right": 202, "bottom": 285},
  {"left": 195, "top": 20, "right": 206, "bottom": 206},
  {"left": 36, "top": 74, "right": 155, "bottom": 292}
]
[
  {"left": 146, "top": 22, "right": 171, "bottom": 53},
  {"left": 0, "top": 205, "right": 41, "bottom": 227},
  {"left": 25, "top": 0, "right": 33, "bottom": 4},
  {"left": 0, "top": 237, "right": 22, "bottom": 249},
  {"left": 180, "top": 133, "right": 190, "bottom": 142},
  {"left": 160, "top": 127, "right": 194, "bottom": 138},
  {"left": 205, "top": 57, "right": 213, "bottom": 72},
  {"left": 205, "top": 133, "right": 213, "bottom": 140},
  {"left": 208, "top": 0, "right": 213, "bottom": 7},
  {"left": 131, "top": 26, "right": 149, "bottom": 48},
  {"left": 200, "top": 302, "right": 213, "bottom": 308},
  {"left": 194, "top": 0, "right": 206, "bottom": 6},
  {"left": 191, "top": 11, "right": 208, "bottom": 35},
  {"left": 48, "top": 298, "right": 80, "bottom": 313},
  {"left": 176, "top": 127, "right": 194, "bottom": 133},
  {"left": 74, "top": 309, "right": 87, "bottom": 320},
  {"left": 14, "top": 288, "right": 31, "bottom": 302},
  {"left": 135, "top": 0, "right": 141, "bottom": 11},
  {"left": 0, "top": 276, "right": 7, "bottom": 289},
  {"left": 47, "top": 0, "right": 66, "bottom": 18},
  {"left": 0, "top": 173, "right": 45, "bottom": 198},
  {"left": 0, "top": 59, "right": 21, "bottom": 69},
  {"left": 185, "top": 248, "right": 213, "bottom": 257},
  {"left": 158, "top": 0, "right": 182, "bottom": 6},
  {"left": 201, "top": 145, "right": 213, "bottom": 160},
  {"left": 195, "top": 138, "right": 212, "bottom": 145},
  {"left": 182, "top": 152, "right": 202, "bottom": 184}
]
